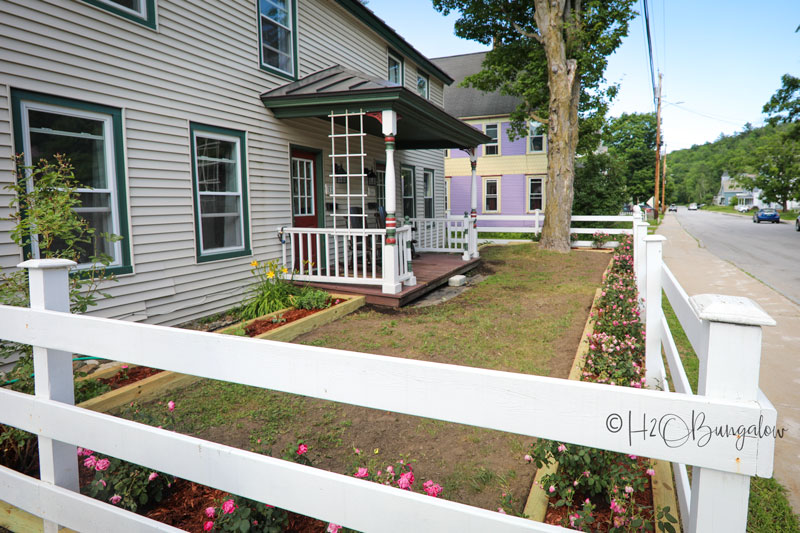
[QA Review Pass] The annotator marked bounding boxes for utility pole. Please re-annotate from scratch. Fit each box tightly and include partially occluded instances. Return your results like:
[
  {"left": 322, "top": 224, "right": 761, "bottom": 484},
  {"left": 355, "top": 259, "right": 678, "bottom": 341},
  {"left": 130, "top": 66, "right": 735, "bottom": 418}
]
[
  {"left": 653, "top": 72, "right": 662, "bottom": 219},
  {"left": 661, "top": 144, "right": 667, "bottom": 210}
]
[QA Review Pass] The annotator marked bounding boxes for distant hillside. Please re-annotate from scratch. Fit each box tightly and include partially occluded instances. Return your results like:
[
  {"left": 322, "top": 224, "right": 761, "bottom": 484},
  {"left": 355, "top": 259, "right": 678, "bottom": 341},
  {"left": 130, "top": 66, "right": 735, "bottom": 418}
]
[{"left": 666, "top": 123, "right": 793, "bottom": 204}]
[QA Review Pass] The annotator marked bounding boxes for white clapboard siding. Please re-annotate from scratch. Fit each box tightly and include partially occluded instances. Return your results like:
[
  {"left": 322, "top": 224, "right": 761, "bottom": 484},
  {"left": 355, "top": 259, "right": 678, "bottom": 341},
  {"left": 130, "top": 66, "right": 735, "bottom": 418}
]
[{"left": 0, "top": 0, "right": 453, "bottom": 325}]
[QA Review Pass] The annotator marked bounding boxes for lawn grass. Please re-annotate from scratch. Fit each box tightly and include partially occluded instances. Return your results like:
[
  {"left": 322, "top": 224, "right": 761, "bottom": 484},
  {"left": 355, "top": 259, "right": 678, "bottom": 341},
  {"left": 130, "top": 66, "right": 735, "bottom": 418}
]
[
  {"left": 662, "top": 296, "right": 800, "bottom": 532},
  {"left": 131, "top": 244, "right": 611, "bottom": 515}
]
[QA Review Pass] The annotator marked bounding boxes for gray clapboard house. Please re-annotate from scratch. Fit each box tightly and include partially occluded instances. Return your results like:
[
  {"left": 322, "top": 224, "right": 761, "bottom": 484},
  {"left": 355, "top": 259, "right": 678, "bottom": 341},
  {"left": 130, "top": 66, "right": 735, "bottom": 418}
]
[{"left": 0, "top": 0, "right": 488, "bottom": 323}]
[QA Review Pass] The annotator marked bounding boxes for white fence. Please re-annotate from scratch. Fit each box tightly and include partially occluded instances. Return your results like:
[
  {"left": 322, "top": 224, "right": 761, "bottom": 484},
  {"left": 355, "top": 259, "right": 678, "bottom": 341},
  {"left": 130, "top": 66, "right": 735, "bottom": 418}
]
[
  {"left": 406, "top": 216, "right": 469, "bottom": 255},
  {"left": 0, "top": 234, "right": 777, "bottom": 532},
  {"left": 474, "top": 213, "right": 636, "bottom": 247}
]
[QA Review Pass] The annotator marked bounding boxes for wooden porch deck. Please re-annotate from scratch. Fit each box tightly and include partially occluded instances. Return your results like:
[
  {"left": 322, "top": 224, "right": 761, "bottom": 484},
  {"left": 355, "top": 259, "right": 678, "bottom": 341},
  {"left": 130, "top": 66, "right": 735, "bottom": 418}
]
[{"left": 301, "top": 253, "right": 481, "bottom": 307}]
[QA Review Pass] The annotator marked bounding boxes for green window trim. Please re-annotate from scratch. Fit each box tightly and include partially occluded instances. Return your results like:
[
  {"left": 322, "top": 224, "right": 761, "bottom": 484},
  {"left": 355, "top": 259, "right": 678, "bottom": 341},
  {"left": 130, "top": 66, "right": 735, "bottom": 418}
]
[
  {"left": 10, "top": 89, "right": 133, "bottom": 276},
  {"left": 422, "top": 168, "right": 434, "bottom": 218},
  {"left": 80, "top": 0, "right": 157, "bottom": 29},
  {"left": 190, "top": 122, "right": 252, "bottom": 263},
  {"left": 401, "top": 164, "right": 415, "bottom": 218},
  {"left": 257, "top": 0, "right": 299, "bottom": 81}
]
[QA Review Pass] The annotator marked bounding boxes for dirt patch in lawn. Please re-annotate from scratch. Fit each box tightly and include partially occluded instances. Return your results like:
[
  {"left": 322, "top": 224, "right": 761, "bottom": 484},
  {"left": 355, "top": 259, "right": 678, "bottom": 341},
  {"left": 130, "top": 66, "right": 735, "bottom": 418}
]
[{"left": 133, "top": 244, "right": 611, "bottom": 520}]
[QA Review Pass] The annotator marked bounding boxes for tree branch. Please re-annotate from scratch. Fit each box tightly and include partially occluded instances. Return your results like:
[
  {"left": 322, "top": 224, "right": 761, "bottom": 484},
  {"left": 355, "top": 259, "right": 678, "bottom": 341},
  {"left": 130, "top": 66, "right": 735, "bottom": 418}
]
[
  {"left": 500, "top": 1, "right": 543, "bottom": 43},
  {"left": 530, "top": 112, "right": 549, "bottom": 125}
]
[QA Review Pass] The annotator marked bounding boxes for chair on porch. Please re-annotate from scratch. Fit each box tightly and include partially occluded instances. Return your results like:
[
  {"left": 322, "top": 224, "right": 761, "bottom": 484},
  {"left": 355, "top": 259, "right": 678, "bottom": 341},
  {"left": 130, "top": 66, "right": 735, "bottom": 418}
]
[{"left": 348, "top": 207, "right": 380, "bottom": 270}]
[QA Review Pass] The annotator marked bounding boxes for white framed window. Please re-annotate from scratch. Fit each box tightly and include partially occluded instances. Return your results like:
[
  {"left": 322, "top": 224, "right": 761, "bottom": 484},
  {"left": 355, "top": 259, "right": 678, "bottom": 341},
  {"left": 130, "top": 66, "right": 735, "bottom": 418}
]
[
  {"left": 417, "top": 72, "right": 429, "bottom": 99},
  {"left": 376, "top": 168, "right": 386, "bottom": 208},
  {"left": 445, "top": 177, "right": 451, "bottom": 214},
  {"left": 484, "top": 123, "right": 499, "bottom": 156},
  {"left": 291, "top": 157, "right": 314, "bottom": 216},
  {"left": 527, "top": 176, "right": 545, "bottom": 212},
  {"left": 401, "top": 165, "right": 415, "bottom": 217},
  {"left": 81, "top": 0, "right": 156, "bottom": 28},
  {"left": 14, "top": 93, "right": 130, "bottom": 272},
  {"left": 423, "top": 169, "right": 434, "bottom": 218},
  {"left": 528, "top": 121, "right": 546, "bottom": 153},
  {"left": 259, "top": 0, "right": 295, "bottom": 77},
  {"left": 483, "top": 177, "right": 500, "bottom": 213},
  {"left": 388, "top": 51, "right": 403, "bottom": 85},
  {"left": 191, "top": 124, "right": 250, "bottom": 261}
]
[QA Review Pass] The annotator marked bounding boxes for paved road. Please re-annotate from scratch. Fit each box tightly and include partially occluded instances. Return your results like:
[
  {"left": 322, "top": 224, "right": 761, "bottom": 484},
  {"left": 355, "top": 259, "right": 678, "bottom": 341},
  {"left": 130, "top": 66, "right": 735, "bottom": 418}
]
[{"left": 674, "top": 207, "right": 800, "bottom": 306}]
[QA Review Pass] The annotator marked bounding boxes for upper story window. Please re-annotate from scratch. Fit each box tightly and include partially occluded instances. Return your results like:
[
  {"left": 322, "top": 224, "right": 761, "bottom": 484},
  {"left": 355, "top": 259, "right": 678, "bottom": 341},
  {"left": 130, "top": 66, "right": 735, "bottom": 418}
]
[
  {"left": 259, "top": 0, "right": 296, "bottom": 78},
  {"left": 417, "top": 72, "right": 429, "bottom": 99},
  {"left": 529, "top": 121, "right": 546, "bottom": 153},
  {"left": 484, "top": 123, "right": 499, "bottom": 156},
  {"left": 388, "top": 51, "right": 403, "bottom": 85},
  {"left": 81, "top": 0, "right": 156, "bottom": 28}
]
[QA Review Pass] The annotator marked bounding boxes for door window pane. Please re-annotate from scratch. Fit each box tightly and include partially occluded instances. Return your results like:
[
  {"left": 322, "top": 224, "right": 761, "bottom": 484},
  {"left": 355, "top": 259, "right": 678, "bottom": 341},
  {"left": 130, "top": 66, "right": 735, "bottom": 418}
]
[{"left": 292, "top": 157, "right": 314, "bottom": 216}]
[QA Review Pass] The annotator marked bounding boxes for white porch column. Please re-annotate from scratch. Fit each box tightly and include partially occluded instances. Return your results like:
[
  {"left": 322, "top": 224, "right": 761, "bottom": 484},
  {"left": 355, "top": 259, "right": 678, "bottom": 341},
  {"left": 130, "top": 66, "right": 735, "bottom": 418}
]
[
  {"left": 381, "top": 110, "right": 402, "bottom": 294},
  {"left": 21, "top": 258, "right": 79, "bottom": 533},
  {"left": 468, "top": 148, "right": 479, "bottom": 259}
]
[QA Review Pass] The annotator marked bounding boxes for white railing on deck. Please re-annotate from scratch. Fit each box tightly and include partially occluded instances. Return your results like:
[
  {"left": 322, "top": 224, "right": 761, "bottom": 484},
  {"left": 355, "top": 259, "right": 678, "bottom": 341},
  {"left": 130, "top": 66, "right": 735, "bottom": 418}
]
[
  {"left": 474, "top": 214, "right": 635, "bottom": 247},
  {"left": 634, "top": 222, "right": 778, "bottom": 533},
  {"left": 407, "top": 217, "right": 468, "bottom": 253},
  {"left": 0, "top": 233, "right": 777, "bottom": 532},
  {"left": 395, "top": 226, "right": 413, "bottom": 282}
]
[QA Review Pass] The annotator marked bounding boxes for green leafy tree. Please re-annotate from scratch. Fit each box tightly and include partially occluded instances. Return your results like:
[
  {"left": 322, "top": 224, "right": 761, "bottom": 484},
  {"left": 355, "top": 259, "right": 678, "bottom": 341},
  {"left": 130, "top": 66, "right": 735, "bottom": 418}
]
[
  {"left": 603, "top": 112, "right": 657, "bottom": 203},
  {"left": 763, "top": 74, "right": 799, "bottom": 138},
  {"left": 432, "top": 0, "right": 636, "bottom": 252},
  {"left": 733, "top": 126, "right": 799, "bottom": 211},
  {"left": 572, "top": 152, "right": 625, "bottom": 216}
]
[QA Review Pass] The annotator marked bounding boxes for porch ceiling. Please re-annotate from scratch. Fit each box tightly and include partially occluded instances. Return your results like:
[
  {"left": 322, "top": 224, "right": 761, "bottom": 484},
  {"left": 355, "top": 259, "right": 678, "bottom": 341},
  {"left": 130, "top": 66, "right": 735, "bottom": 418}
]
[{"left": 260, "top": 65, "right": 491, "bottom": 150}]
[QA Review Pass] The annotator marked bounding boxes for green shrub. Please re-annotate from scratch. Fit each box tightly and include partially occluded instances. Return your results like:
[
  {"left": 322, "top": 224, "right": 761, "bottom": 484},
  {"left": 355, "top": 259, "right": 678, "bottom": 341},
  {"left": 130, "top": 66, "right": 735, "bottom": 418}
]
[
  {"left": 240, "top": 259, "right": 298, "bottom": 320},
  {"left": 289, "top": 287, "right": 331, "bottom": 310}
]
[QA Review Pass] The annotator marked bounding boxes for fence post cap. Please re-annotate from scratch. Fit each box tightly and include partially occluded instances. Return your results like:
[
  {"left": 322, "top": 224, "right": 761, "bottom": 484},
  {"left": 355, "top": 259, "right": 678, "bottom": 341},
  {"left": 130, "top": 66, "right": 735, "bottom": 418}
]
[
  {"left": 642, "top": 234, "right": 667, "bottom": 242},
  {"left": 690, "top": 293, "right": 776, "bottom": 327},
  {"left": 17, "top": 258, "right": 77, "bottom": 270}
]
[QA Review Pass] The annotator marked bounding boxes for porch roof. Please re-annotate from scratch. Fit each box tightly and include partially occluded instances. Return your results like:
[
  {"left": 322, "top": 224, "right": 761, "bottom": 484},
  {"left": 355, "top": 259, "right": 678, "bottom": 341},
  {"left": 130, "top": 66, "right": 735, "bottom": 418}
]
[{"left": 260, "top": 65, "right": 491, "bottom": 150}]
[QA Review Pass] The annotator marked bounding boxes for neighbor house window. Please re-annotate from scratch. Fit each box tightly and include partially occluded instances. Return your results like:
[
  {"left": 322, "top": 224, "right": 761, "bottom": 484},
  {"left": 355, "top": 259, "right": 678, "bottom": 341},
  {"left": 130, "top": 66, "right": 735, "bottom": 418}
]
[
  {"left": 423, "top": 169, "right": 434, "bottom": 218},
  {"left": 417, "top": 72, "right": 429, "bottom": 99},
  {"left": 12, "top": 89, "right": 131, "bottom": 273},
  {"left": 388, "top": 51, "right": 403, "bottom": 84},
  {"left": 445, "top": 177, "right": 451, "bottom": 213},
  {"left": 401, "top": 166, "right": 415, "bottom": 217},
  {"left": 81, "top": 0, "right": 156, "bottom": 28},
  {"left": 259, "top": 0, "right": 296, "bottom": 77},
  {"left": 191, "top": 123, "right": 250, "bottom": 262},
  {"left": 484, "top": 123, "right": 499, "bottom": 156},
  {"left": 527, "top": 176, "right": 544, "bottom": 212},
  {"left": 483, "top": 177, "right": 500, "bottom": 213},
  {"left": 376, "top": 165, "right": 386, "bottom": 208},
  {"left": 528, "top": 121, "right": 546, "bottom": 153}
]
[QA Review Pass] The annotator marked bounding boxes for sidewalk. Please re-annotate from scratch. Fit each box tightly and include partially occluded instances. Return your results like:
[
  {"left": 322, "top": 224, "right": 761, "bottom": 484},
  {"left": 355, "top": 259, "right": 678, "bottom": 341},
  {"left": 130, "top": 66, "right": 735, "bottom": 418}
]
[{"left": 657, "top": 214, "right": 800, "bottom": 513}]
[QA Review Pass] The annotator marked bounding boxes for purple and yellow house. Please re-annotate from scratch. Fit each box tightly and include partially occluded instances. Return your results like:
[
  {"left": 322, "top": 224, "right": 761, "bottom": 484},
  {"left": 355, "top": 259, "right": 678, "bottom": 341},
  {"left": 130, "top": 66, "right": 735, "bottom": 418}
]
[{"left": 431, "top": 52, "right": 548, "bottom": 228}]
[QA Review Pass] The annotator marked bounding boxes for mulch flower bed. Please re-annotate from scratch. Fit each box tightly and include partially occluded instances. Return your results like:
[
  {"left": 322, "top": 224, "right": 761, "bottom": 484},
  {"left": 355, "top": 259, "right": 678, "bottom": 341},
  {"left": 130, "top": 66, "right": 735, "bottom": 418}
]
[
  {"left": 97, "top": 365, "right": 162, "bottom": 390},
  {"left": 242, "top": 298, "right": 344, "bottom": 338}
]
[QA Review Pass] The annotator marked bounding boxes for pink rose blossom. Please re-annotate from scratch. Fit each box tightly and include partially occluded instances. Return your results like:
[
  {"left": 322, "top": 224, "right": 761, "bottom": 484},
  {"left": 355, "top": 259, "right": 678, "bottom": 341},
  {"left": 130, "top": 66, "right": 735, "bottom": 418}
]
[
  {"left": 121, "top": 364, "right": 129, "bottom": 369},
  {"left": 148, "top": 472, "right": 159, "bottom": 481},
  {"left": 523, "top": 454, "right": 532, "bottom": 463},
  {"left": 109, "top": 494, "right": 122, "bottom": 505},
  {"left": 354, "top": 467, "right": 369, "bottom": 478},
  {"left": 497, "top": 508, "right": 506, "bottom": 514},
  {"left": 205, "top": 507, "right": 215, "bottom": 518},
  {"left": 423, "top": 480, "right": 443, "bottom": 497},
  {"left": 327, "top": 524, "right": 342, "bottom": 533},
  {"left": 624, "top": 485, "right": 634, "bottom": 494},
  {"left": 222, "top": 499, "right": 236, "bottom": 514},
  {"left": 297, "top": 443, "right": 308, "bottom": 456},
  {"left": 203, "top": 521, "right": 214, "bottom": 531},
  {"left": 398, "top": 472, "right": 414, "bottom": 490},
  {"left": 557, "top": 444, "right": 567, "bottom": 453},
  {"left": 167, "top": 400, "right": 175, "bottom": 412},
  {"left": 646, "top": 468, "right": 656, "bottom": 476},
  {"left": 83, "top": 455, "right": 97, "bottom": 469},
  {"left": 97, "top": 479, "right": 106, "bottom": 487},
  {"left": 386, "top": 465, "right": 394, "bottom": 474},
  {"left": 548, "top": 485, "right": 555, "bottom": 493},
  {"left": 95, "top": 458, "right": 110, "bottom": 471}
]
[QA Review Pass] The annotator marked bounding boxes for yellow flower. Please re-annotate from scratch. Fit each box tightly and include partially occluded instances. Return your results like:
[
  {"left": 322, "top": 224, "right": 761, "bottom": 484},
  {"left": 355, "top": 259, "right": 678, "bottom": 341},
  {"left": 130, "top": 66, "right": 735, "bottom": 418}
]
[
  {"left": 250, "top": 260, "right": 258, "bottom": 267},
  {"left": 267, "top": 270, "right": 275, "bottom": 279},
  {"left": 281, "top": 267, "right": 288, "bottom": 274}
]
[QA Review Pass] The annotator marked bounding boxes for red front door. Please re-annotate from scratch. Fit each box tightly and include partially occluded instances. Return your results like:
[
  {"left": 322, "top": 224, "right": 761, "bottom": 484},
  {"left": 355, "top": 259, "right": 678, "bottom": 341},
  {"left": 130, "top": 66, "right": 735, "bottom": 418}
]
[{"left": 291, "top": 150, "right": 319, "bottom": 270}]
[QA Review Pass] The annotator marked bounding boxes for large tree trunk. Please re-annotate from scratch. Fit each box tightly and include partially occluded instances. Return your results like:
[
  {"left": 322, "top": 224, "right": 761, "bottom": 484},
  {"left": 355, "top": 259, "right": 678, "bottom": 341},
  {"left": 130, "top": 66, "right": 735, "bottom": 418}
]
[{"left": 535, "top": 0, "right": 581, "bottom": 253}]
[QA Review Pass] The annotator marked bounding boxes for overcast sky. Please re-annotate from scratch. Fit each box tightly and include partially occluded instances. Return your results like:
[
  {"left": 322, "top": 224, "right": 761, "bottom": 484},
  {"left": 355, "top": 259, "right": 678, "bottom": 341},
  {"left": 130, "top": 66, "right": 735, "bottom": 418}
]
[{"left": 365, "top": 0, "right": 800, "bottom": 152}]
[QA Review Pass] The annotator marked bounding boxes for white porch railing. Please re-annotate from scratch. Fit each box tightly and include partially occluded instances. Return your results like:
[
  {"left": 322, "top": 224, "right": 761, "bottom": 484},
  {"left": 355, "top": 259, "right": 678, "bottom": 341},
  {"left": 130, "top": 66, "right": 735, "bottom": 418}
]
[
  {"left": 474, "top": 213, "right": 635, "bottom": 247},
  {"left": 406, "top": 216, "right": 469, "bottom": 254},
  {"left": 0, "top": 250, "right": 779, "bottom": 532}
]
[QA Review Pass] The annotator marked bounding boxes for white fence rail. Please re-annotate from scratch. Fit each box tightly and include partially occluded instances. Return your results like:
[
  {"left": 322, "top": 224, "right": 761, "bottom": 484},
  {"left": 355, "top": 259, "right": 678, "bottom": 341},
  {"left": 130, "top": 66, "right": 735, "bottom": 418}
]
[
  {"left": 473, "top": 214, "right": 636, "bottom": 247},
  {"left": 406, "top": 217, "right": 468, "bottom": 254},
  {"left": 0, "top": 224, "right": 778, "bottom": 532}
]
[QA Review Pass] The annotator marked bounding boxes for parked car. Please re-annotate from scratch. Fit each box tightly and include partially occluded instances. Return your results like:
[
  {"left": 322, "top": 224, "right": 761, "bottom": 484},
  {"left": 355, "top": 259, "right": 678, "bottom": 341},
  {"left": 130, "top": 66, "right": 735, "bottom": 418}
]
[
  {"left": 753, "top": 208, "right": 780, "bottom": 224},
  {"left": 688, "top": 203, "right": 698, "bottom": 211},
  {"left": 734, "top": 204, "right": 750, "bottom": 212},
  {"left": 796, "top": 213, "right": 799, "bottom": 232},
  {"left": 668, "top": 204, "right": 677, "bottom": 212}
]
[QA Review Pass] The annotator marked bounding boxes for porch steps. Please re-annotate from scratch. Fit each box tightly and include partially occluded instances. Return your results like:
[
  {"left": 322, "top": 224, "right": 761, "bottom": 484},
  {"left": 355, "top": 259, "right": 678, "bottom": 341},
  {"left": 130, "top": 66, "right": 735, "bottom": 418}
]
[{"left": 300, "top": 253, "right": 481, "bottom": 307}]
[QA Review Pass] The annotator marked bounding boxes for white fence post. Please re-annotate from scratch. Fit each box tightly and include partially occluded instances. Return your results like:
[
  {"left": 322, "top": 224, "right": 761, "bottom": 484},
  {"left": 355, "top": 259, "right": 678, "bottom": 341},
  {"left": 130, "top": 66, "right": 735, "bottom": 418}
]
[
  {"left": 643, "top": 235, "right": 667, "bottom": 389},
  {"left": 633, "top": 209, "right": 648, "bottom": 303},
  {"left": 687, "top": 294, "right": 776, "bottom": 533},
  {"left": 20, "top": 258, "right": 79, "bottom": 533}
]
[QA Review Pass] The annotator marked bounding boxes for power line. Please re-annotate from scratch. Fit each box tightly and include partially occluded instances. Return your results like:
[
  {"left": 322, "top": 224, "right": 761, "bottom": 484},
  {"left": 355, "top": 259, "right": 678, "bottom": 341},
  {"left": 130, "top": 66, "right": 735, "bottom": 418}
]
[
  {"left": 663, "top": 101, "right": 755, "bottom": 127},
  {"left": 642, "top": 0, "right": 657, "bottom": 106}
]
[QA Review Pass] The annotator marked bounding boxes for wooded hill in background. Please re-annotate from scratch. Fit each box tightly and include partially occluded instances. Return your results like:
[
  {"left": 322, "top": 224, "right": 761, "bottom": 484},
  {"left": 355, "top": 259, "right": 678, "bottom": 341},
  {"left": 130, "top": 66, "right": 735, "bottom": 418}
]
[{"left": 666, "top": 122, "right": 799, "bottom": 206}]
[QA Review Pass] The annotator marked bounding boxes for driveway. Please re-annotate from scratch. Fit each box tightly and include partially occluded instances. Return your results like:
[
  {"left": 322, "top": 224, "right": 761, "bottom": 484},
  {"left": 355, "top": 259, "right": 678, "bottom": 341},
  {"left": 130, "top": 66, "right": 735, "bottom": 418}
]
[{"left": 657, "top": 213, "right": 800, "bottom": 514}]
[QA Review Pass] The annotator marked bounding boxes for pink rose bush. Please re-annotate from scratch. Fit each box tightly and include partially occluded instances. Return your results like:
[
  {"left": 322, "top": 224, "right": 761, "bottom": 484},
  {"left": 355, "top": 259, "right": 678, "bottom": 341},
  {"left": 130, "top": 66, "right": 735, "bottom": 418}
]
[{"left": 349, "top": 451, "right": 443, "bottom": 503}]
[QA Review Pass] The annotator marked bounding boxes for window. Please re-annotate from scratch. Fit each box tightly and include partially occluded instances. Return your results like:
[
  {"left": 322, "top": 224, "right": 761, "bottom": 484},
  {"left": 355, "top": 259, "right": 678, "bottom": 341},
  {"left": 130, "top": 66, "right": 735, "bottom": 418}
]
[
  {"left": 417, "top": 72, "right": 429, "bottom": 99},
  {"left": 484, "top": 123, "right": 499, "bottom": 156},
  {"left": 528, "top": 121, "right": 546, "bottom": 153},
  {"left": 80, "top": 0, "right": 156, "bottom": 28},
  {"left": 259, "top": 0, "right": 296, "bottom": 77},
  {"left": 483, "top": 177, "right": 500, "bottom": 213},
  {"left": 376, "top": 164, "right": 386, "bottom": 208},
  {"left": 423, "top": 169, "right": 434, "bottom": 218},
  {"left": 445, "top": 177, "right": 451, "bottom": 214},
  {"left": 291, "top": 157, "right": 314, "bottom": 216},
  {"left": 12, "top": 90, "right": 131, "bottom": 273},
  {"left": 191, "top": 123, "right": 250, "bottom": 262},
  {"left": 401, "top": 166, "right": 415, "bottom": 217},
  {"left": 527, "top": 176, "right": 544, "bottom": 212},
  {"left": 388, "top": 51, "right": 403, "bottom": 85}
]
